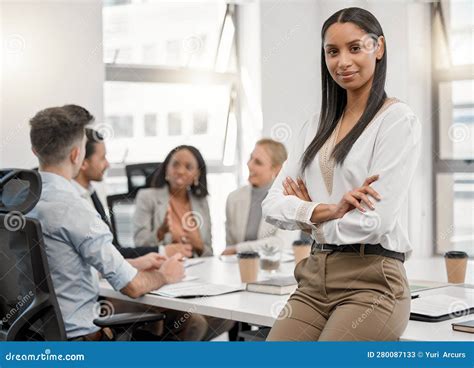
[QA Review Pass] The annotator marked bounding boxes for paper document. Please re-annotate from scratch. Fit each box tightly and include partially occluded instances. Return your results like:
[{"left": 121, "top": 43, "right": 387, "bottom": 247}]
[
  {"left": 182, "top": 276, "right": 199, "bottom": 282},
  {"left": 184, "top": 258, "right": 205, "bottom": 268},
  {"left": 411, "top": 293, "right": 474, "bottom": 317},
  {"left": 151, "top": 281, "right": 245, "bottom": 298}
]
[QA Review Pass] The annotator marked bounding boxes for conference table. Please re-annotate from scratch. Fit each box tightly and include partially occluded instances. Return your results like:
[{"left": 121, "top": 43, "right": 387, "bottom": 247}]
[{"left": 99, "top": 256, "right": 474, "bottom": 341}]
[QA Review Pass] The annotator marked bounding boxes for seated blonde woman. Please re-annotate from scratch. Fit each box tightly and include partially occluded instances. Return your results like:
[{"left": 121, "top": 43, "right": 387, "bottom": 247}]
[
  {"left": 133, "top": 145, "right": 212, "bottom": 258},
  {"left": 222, "top": 138, "right": 294, "bottom": 255}
]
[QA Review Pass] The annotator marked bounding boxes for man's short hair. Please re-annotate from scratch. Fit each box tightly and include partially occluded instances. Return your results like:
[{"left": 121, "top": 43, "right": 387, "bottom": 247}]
[
  {"left": 30, "top": 107, "right": 88, "bottom": 165},
  {"left": 62, "top": 104, "right": 94, "bottom": 125},
  {"left": 85, "top": 128, "right": 104, "bottom": 160}
]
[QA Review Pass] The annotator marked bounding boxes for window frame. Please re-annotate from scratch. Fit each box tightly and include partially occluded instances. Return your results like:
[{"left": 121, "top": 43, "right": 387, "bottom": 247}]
[
  {"left": 103, "top": 3, "right": 242, "bottom": 188},
  {"left": 431, "top": 2, "right": 474, "bottom": 255}
]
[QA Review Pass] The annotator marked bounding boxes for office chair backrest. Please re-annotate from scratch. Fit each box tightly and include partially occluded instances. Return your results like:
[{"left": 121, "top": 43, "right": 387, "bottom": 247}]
[
  {"left": 0, "top": 169, "right": 66, "bottom": 341},
  {"left": 109, "top": 162, "right": 160, "bottom": 247},
  {"left": 125, "top": 162, "right": 161, "bottom": 197},
  {"left": 106, "top": 193, "right": 136, "bottom": 248}
]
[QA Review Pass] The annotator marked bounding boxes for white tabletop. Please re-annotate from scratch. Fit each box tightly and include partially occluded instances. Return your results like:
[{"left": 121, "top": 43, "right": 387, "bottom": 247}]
[{"left": 99, "top": 256, "right": 474, "bottom": 341}]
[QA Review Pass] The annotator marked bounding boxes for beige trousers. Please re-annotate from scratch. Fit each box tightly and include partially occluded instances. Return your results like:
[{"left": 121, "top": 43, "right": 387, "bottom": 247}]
[{"left": 267, "top": 250, "right": 411, "bottom": 341}]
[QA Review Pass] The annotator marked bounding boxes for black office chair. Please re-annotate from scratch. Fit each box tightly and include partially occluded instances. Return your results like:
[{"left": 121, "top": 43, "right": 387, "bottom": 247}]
[
  {"left": 108, "top": 162, "right": 161, "bottom": 247},
  {"left": 106, "top": 193, "right": 136, "bottom": 248},
  {"left": 125, "top": 162, "right": 161, "bottom": 198},
  {"left": 0, "top": 169, "right": 164, "bottom": 341}
]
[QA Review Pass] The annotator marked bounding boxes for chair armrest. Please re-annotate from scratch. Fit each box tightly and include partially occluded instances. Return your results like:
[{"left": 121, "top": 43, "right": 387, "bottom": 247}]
[{"left": 93, "top": 312, "right": 165, "bottom": 328}]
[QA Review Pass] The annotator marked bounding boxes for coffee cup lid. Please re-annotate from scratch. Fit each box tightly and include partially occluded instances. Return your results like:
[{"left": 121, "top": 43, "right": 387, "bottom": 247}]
[
  {"left": 237, "top": 251, "right": 259, "bottom": 259},
  {"left": 444, "top": 251, "right": 468, "bottom": 259}
]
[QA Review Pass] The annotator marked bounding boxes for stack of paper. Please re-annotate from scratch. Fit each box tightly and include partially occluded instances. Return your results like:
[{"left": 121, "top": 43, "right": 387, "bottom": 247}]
[{"left": 151, "top": 281, "right": 244, "bottom": 298}]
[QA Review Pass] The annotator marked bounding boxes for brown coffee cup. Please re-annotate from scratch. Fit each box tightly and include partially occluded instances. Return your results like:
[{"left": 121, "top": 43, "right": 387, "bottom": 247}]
[
  {"left": 293, "top": 240, "right": 311, "bottom": 264},
  {"left": 237, "top": 251, "right": 259, "bottom": 283},
  {"left": 444, "top": 251, "right": 468, "bottom": 284}
]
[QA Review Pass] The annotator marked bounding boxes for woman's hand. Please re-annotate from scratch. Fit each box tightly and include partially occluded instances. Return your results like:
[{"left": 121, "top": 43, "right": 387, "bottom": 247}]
[
  {"left": 165, "top": 243, "right": 193, "bottom": 258},
  {"left": 282, "top": 175, "right": 381, "bottom": 223},
  {"left": 221, "top": 245, "right": 237, "bottom": 255},
  {"left": 333, "top": 175, "right": 381, "bottom": 218},
  {"left": 283, "top": 177, "right": 330, "bottom": 226},
  {"left": 282, "top": 177, "right": 312, "bottom": 201},
  {"left": 156, "top": 206, "right": 172, "bottom": 241},
  {"left": 182, "top": 228, "right": 204, "bottom": 255}
]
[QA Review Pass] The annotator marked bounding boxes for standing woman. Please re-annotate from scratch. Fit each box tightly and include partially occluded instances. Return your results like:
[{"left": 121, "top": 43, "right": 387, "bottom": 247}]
[
  {"left": 133, "top": 145, "right": 213, "bottom": 257},
  {"left": 263, "top": 7, "right": 421, "bottom": 341}
]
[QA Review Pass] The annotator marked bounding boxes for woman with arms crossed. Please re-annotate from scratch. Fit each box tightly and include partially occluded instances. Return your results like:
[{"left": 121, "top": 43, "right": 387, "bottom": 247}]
[{"left": 263, "top": 7, "right": 421, "bottom": 341}]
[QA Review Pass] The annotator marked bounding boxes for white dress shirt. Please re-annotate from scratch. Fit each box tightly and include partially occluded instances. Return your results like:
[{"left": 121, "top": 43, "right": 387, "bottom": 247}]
[{"left": 262, "top": 100, "right": 421, "bottom": 254}]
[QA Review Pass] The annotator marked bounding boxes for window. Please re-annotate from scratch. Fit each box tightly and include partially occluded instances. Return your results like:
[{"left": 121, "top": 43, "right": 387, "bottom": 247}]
[
  {"left": 103, "top": 2, "right": 240, "bottom": 249},
  {"left": 445, "top": 0, "right": 473, "bottom": 66},
  {"left": 144, "top": 114, "right": 157, "bottom": 137},
  {"left": 193, "top": 111, "right": 208, "bottom": 135},
  {"left": 105, "top": 115, "right": 133, "bottom": 138},
  {"left": 438, "top": 80, "right": 474, "bottom": 160},
  {"left": 436, "top": 173, "right": 474, "bottom": 255},
  {"left": 104, "top": 81, "right": 231, "bottom": 163},
  {"left": 432, "top": 1, "right": 474, "bottom": 256},
  {"left": 103, "top": 2, "right": 226, "bottom": 69},
  {"left": 167, "top": 112, "right": 182, "bottom": 136}
]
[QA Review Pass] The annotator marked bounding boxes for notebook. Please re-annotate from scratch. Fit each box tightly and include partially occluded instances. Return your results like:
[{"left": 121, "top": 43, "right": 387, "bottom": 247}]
[
  {"left": 151, "top": 281, "right": 245, "bottom": 298},
  {"left": 410, "top": 292, "right": 474, "bottom": 322},
  {"left": 247, "top": 276, "right": 297, "bottom": 295},
  {"left": 452, "top": 319, "right": 474, "bottom": 334}
]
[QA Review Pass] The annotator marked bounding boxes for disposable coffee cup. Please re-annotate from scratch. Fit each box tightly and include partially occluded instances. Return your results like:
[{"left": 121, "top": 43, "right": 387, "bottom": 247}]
[
  {"left": 444, "top": 251, "right": 468, "bottom": 284},
  {"left": 237, "top": 251, "right": 260, "bottom": 283},
  {"left": 293, "top": 240, "right": 311, "bottom": 264}
]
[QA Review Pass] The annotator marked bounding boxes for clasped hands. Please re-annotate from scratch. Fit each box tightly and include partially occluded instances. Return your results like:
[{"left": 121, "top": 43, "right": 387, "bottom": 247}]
[{"left": 156, "top": 206, "right": 201, "bottom": 258}]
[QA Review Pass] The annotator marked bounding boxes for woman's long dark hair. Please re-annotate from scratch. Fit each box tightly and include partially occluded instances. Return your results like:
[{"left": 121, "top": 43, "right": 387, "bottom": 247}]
[
  {"left": 301, "top": 7, "right": 387, "bottom": 172},
  {"left": 152, "top": 145, "right": 209, "bottom": 198}
]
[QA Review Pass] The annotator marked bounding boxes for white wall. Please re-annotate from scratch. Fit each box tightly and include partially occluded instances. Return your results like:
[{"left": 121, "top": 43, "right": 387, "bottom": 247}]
[
  {"left": 0, "top": 0, "right": 104, "bottom": 169},
  {"left": 239, "top": 0, "right": 433, "bottom": 257},
  {"left": 260, "top": 0, "right": 320, "bottom": 141}
]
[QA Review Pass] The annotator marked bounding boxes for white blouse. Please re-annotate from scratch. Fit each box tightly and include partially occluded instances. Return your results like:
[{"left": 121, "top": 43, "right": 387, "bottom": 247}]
[{"left": 262, "top": 100, "right": 421, "bottom": 254}]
